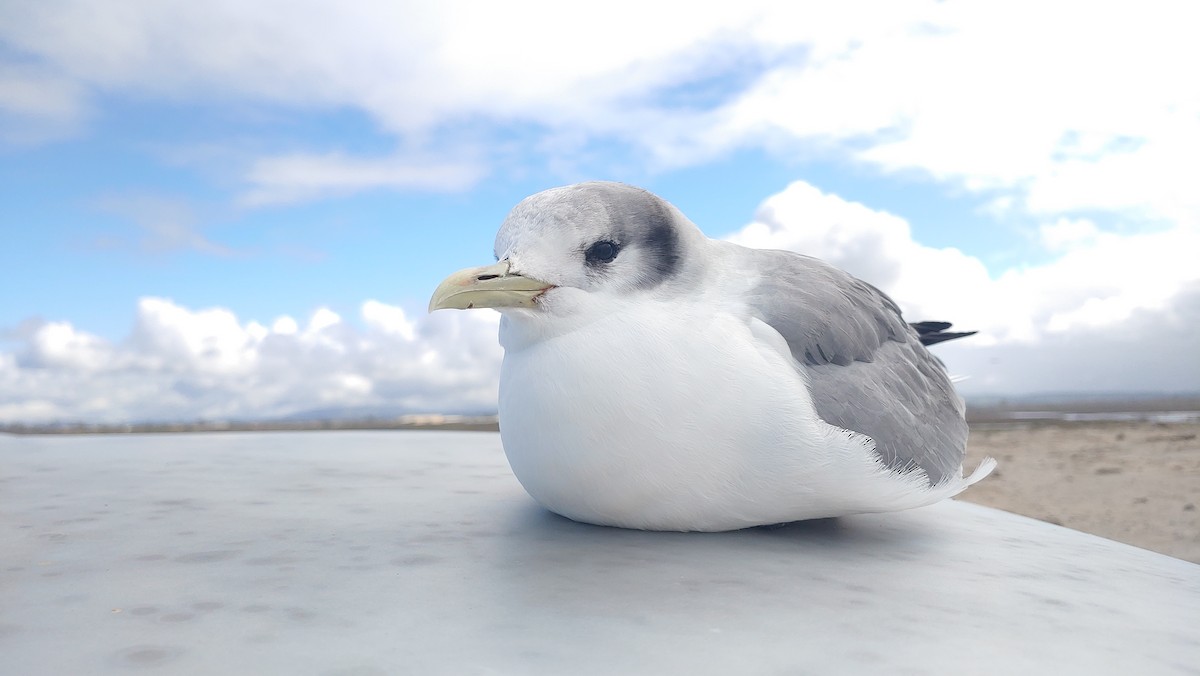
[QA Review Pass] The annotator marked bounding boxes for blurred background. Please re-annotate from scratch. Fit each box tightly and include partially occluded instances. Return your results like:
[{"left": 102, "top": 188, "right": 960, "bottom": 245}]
[{"left": 1, "top": 1, "right": 1197, "bottom": 427}]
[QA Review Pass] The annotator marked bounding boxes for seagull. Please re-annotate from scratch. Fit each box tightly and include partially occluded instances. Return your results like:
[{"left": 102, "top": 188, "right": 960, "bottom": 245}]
[{"left": 429, "top": 181, "right": 994, "bottom": 531}]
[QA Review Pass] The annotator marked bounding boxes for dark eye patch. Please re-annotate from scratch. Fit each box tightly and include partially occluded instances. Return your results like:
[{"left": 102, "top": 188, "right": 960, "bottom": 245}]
[{"left": 584, "top": 240, "right": 620, "bottom": 265}]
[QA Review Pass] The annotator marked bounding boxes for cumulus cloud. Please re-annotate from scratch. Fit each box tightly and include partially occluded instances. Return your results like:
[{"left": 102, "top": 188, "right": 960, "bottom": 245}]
[
  {"left": 0, "top": 297, "right": 502, "bottom": 424},
  {"left": 362, "top": 300, "right": 416, "bottom": 341},
  {"left": 2, "top": 177, "right": 1196, "bottom": 423},
  {"left": 725, "top": 180, "right": 1200, "bottom": 393},
  {"left": 25, "top": 321, "right": 115, "bottom": 372}
]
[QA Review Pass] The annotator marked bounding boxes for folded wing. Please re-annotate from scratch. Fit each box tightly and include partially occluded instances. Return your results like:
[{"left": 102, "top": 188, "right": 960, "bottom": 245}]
[{"left": 737, "top": 248, "right": 969, "bottom": 485}]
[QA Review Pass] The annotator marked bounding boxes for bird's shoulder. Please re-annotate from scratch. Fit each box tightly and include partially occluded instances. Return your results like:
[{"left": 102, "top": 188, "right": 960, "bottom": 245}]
[{"left": 725, "top": 245, "right": 912, "bottom": 366}]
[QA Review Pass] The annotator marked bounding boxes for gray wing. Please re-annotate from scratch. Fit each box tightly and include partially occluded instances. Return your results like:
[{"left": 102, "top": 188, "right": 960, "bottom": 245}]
[{"left": 737, "top": 247, "right": 968, "bottom": 484}]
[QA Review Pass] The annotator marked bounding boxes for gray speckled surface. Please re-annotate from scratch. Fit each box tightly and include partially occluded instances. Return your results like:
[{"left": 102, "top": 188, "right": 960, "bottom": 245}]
[{"left": 2, "top": 431, "right": 1197, "bottom": 675}]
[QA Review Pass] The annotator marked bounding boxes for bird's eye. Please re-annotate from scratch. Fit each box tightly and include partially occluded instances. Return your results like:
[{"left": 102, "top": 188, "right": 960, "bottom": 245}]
[{"left": 585, "top": 240, "right": 620, "bottom": 265}]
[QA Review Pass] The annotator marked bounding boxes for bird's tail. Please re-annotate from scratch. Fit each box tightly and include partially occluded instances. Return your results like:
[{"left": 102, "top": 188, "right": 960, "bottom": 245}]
[{"left": 910, "top": 320, "right": 977, "bottom": 346}]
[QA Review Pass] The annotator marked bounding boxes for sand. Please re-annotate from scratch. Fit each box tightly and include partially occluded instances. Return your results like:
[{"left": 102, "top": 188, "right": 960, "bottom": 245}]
[{"left": 959, "top": 421, "right": 1200, "bottom": 563}]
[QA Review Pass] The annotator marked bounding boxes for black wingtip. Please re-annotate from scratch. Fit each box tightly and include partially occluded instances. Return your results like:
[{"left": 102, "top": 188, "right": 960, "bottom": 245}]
[{"left": 910, "top": 321, "right": 977, "bottom": 346}]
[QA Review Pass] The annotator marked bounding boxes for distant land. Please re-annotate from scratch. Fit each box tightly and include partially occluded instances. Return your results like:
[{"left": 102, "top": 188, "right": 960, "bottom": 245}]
[
  {"left": 2, "top": 393, "right": 1199, "bottom": 435},
  {"left": 964, "top": 393, "right": 1200, "bottom": 423},
  {"left": 0, "top": 415, "right": 502, "bottom": 436}
]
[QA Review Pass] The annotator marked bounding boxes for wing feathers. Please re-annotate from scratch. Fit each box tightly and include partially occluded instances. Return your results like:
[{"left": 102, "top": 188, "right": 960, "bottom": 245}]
[{"left": 735, "top": 247, "right": 969, "bottom": 484}]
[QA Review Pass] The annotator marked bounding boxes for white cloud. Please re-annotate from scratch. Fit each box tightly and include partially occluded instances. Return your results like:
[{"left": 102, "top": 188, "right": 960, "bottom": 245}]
[
  {"left": 3, "top": 1, "right": 1196, "bottom": 222},
  {"left": 27, "top": 322, "right": 115, "bottom": 372},
  {"left": 271, "top": 316, "right": 299, "bottom": 335},
  {"left": 239, "top": 151, "right": 486, "bottom": 206},
  {"left": 725, "top": 180, "right": 1200, "bottom": 392},
  {"left": 936, "top": 281, "right": 1200, "bottom": 394},
  {"left": 306, "top": 307, "right": 342, "bottom": 333},
  {"left": 0, "top": 1, "right": 780, "bottom": 135},
  {"left": 1039, "top": 218, "right": 1099, "bottom": 253},
  {"left": 754, "top": 5, "right": 1198, "bottom": 230},
  {"left": 0, "top": 61, "right": 88, "bottom": 142},
  {"left": 0, "top": 297, "right": 502, "bottom": 424},
  {"left": 129, "top": 297, "right": 262, "bottom": 374},
  {"left": 362, "top": 300, "right": 416, "bottom": 341},
  {"left": 1, "top": 178, "right": 1195, "bottom": 423}
]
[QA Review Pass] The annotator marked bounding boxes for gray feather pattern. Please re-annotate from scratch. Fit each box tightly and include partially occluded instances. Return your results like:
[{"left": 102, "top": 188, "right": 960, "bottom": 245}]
[{"left": 738, "top": 248, "right": 967, "bottom": 484}]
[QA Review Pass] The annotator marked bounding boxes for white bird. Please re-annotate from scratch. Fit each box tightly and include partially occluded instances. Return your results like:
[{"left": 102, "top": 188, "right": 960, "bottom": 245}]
[{"left": 429, "top": 182, "right": 994, "bottom": 531}]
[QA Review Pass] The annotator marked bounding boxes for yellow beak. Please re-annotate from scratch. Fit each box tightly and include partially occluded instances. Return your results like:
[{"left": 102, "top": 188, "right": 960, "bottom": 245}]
[{"left": 428, "top": 261, "right": 555, "bottom": 312}]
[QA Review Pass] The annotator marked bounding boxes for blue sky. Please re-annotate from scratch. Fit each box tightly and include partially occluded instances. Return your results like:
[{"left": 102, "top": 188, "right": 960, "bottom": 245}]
[
  {"left": 2, "top": 1, "right": 1197, "bottom": 422},
  {"left": 1, "top": 121, "right": 1015, "bottom": 341}
]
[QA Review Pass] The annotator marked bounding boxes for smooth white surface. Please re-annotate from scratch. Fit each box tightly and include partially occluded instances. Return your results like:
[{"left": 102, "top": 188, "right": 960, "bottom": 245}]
[{"left": 2, "top": 431, "right": 1197, "bottom": 675}]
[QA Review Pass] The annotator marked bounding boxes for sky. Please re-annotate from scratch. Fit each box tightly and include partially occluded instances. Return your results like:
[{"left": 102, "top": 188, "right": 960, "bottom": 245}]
[{"left": 1, "top": 0, "right": 1198, "bottom": 423}]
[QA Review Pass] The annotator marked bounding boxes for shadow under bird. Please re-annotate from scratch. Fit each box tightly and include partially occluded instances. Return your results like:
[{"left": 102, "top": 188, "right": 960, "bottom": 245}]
[{"left": 430, "top": 181, "right": 994, "bottom": 531}]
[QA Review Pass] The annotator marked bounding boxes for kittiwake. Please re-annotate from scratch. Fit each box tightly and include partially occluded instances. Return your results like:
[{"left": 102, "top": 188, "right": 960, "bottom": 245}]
[{"left": 429, "top": 181, "right": 995, "bottom": 531}]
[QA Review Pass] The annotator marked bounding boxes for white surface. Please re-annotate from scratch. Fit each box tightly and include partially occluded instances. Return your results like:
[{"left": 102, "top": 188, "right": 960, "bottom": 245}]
[{"left": 2, "top": 431, "right": 1197, "bottom": 675}]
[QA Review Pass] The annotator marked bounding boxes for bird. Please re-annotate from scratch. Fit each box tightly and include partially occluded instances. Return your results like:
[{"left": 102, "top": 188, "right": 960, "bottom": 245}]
[{"left": 429, "top": 181, "right": 994, "bottom": 531}]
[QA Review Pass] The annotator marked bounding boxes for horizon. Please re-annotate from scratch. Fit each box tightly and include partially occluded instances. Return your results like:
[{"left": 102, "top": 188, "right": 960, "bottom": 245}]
[
  {"left": 5, "top": 392, "right": 1199, "bottom": 433},
  {"left": 2, "top": 2, "right": 1198, "bottom": 424}
]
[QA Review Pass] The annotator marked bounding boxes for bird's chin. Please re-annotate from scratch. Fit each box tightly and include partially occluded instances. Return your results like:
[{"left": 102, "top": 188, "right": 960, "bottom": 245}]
[
  {"left": 495, "top": 306, "right": 545, "bottom": 321},
  {"left": 503, "top": 286, "right": 577, "bottom": 318},
  {"left": 497, "top": 289, "right": 603, "bottom": 350}
]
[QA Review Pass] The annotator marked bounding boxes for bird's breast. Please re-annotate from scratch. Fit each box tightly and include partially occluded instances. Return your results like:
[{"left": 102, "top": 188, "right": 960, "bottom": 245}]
[{"left": 495, "top": 303, "right": 835, "bottom": 529}]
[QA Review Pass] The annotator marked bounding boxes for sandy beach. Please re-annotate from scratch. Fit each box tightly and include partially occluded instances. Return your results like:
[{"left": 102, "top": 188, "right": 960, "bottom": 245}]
[{"left": 959, "top": 421, "right": 1200, "bottom": 563}]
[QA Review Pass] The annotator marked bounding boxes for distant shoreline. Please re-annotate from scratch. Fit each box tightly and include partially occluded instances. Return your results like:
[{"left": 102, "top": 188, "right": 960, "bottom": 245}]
[
  {"left": 0, "top": 417, "right": 502, "bottom": 436},
  {"left": 965, "top": 394, "right": 1200, "bottom": 423},
  {"left": 4, "top": 401, "right": 1200, "bottom": 435}
]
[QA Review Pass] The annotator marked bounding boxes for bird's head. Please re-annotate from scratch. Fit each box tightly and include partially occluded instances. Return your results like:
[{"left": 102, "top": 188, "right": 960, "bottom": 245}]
[{"left": 429, "top": 182, "right": 702, "bottom": 318}]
